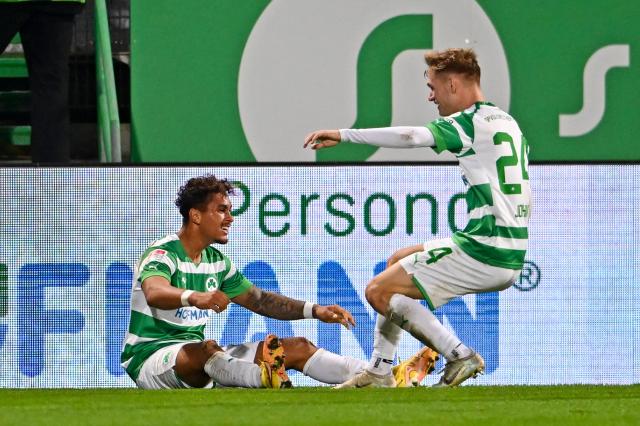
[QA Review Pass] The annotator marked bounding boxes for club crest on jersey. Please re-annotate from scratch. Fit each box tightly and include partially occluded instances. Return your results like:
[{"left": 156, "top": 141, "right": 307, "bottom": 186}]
[{"left": 205, "top": 276, "right": 219, "bottom": 291}]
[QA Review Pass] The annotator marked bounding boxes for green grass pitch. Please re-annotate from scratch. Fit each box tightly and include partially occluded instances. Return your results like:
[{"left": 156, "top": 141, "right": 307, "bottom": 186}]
[{"left": 1, "top": 385, "right": 638, "bottom": 425}]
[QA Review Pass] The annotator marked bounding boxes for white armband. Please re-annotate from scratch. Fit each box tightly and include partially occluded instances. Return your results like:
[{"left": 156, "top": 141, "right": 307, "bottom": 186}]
[
  {"left": 303, "top": 302, "right": 315, "bottom": 319},
  {"left": 181, "top": 290, "right": 194, "bottom": 307}
]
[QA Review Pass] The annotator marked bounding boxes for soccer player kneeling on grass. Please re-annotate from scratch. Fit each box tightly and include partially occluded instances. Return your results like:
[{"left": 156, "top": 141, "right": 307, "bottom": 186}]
[
  {"left": 305, "top": 48, "right": 530, "bottom": 388},
  {"left": 121, "top": 174, "right": 437, "bottom": 389}
]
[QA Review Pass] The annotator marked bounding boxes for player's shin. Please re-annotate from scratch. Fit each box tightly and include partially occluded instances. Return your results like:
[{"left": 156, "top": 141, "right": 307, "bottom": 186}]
[
  {"left": 388, "top": 294, "right": 472, "bottom": 361},
  {"left": 204, "top": 351, "right": 262, "bottom": 388},
  {"left": 367, "top": 314, "right": 402, "bottom": 375},
  {"left": 302, "top": 348, "right": 367, "bottom": 384}
]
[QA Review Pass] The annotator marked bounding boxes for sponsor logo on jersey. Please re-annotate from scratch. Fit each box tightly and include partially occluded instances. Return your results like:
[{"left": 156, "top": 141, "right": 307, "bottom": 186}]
[{"left": 175, "top": 308, "right": 211, "bottom": 321}]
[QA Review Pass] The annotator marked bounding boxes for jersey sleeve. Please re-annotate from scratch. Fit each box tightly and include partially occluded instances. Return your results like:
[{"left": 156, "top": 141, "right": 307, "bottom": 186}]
[
  {"left": 339, "top": 126, "right": 434, "bottom": 148},
  {"left": 426, "top": 111, "right": 474, "bottom": 155},
  {"left": 220, "top": 257, "right": 253, "bottom": 298},
  {"left": 138, "top": 248, "right": 177, "bottom": 282}
]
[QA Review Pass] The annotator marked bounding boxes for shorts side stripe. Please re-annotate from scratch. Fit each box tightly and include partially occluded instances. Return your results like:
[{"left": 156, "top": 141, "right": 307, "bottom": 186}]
[{"left": 411, "top": 276, "right": 436, "bottom": 311}]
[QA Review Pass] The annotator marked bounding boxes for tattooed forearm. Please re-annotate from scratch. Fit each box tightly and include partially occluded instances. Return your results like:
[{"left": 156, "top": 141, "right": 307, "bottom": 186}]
[{"left": 241, "top": 287, "right": 305, "bottom": 320}]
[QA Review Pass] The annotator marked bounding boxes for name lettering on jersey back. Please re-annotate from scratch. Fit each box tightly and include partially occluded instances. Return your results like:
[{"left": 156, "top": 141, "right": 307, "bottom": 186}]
[
  {"left": 485, "top": 114, "right": 513, "bottom": 122},
  {"left": 175, "top": 307, "right": 210, "bottom": 320},
  {"left": 515, "top": 204, "right": 530, "bottom": 218}
]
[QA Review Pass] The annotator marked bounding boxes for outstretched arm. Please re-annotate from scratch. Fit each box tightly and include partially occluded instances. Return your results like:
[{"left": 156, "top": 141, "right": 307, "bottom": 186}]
[
  {"left": 232, "top": 285, "right": 356, "bottom": 329},
  {"left": 304, "top": 127, "right": 434, "bottom": 150}
]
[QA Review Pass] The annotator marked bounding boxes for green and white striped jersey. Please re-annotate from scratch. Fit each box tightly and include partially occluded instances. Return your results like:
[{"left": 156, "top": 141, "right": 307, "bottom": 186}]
[
  {"left": 120, "top": 234, "right": 252, "bottom": 380},
  {"left": 427, "top": 102, "right": 531, "bottom": 270}
]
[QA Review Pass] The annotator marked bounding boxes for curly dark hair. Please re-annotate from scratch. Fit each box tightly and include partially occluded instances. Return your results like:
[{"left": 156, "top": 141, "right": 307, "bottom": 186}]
[
  {"left": 175, "top": 174, "right": 235, "bottom": 224},
  {"left": 425, "top": 48, "right": 481, "bottom": 83}
]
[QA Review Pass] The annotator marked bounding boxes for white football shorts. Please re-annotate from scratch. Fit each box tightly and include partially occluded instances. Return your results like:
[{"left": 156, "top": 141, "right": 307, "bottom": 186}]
[
  {"left": 399, "top": 237, "right": 521, "bottom": 310},
  {"left": 136, "top": 341, "right": 260, "bottom": 389}
]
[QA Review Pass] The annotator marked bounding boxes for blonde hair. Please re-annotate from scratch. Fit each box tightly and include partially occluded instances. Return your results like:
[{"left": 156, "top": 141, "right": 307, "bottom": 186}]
[{"left": 425, "top": 48, "right": 481, "bottom": 83}]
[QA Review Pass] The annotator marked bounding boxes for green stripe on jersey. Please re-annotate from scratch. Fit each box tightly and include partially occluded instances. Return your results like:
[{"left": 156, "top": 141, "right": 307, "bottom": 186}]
[
  {"left": 427, "top": 120, "right": 463, "bottom": 154},
  {"left": 475, "top": 101, "right": 495, "bottom": 109},
  {"left": 496, "top": 225, "right": 528, "bottom": 239},
  {"left": 139, "top": 239, "right": 252, "bottom": 298},
  {"left": 457, "top": 147, "right": 476, "bottom": 158},
  {"left": 453, "top": 232, "right": 526, "bottom": 270},
  {"left": 466, "top": 184, "right": 493, "bottom": 211},
  {"left": 128, "top": 310, "right": 207, "bottom": 339},
  {"left": 464, "top": 215, "right": 529, "bottom": 239},
  {"left": 453, "top": 112, "right": 475, "bottom": 141}
]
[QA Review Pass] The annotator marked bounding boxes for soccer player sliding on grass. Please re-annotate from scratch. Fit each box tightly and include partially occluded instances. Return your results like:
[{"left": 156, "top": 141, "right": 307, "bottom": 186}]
[
  {"left": 305, "top": 48, "right": 531, "bottom": 388},
  {"left": 121, "top": 174, "right": 437, "bottom": 389}
]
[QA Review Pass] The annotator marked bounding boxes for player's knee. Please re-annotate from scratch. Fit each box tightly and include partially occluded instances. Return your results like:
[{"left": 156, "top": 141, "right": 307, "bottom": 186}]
[
  {"left": 202, "top": 339, "right": 223, "bottom": 357},
  {"left": 284, "top": 336, "right": 316, "bottom": 355},
  {"left": 386, "top": 252, "right": 402, "bottom": 268},
  {"left": 282, "top": 337, "right": 318, "bottom": 371},
  {"left": 365, "top": 278, "right": 388, "bottom": 314}
]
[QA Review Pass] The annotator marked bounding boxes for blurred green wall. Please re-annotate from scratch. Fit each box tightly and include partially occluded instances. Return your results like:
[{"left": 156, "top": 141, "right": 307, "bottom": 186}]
[{"left": 131, "top": 1, "right": 638, "bottom": 162}]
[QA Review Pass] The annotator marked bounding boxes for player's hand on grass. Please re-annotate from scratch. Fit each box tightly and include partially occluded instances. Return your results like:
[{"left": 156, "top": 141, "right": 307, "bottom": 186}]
[
  {"left": 192, "top": 290, "right": 230, "bottom": 313},
  {"left": 304, "top": 130, "right": 341, "bottom": 150},
  {"left": 314, "top": 304, "right": 356, "bottom": 329}
]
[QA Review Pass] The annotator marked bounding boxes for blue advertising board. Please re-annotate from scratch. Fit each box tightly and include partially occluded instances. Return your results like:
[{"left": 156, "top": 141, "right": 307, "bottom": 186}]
[{"left": 0, "top": 165, "right": 638, "bottom": 387}]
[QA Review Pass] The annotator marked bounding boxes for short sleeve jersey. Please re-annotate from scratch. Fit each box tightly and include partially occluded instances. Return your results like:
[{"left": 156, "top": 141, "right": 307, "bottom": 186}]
[
  {"left": 427, "top": 102, "right": 531, "bottom": 270},
  {"left": 120, "top": 234, "right": 252, "bottom": 380}
]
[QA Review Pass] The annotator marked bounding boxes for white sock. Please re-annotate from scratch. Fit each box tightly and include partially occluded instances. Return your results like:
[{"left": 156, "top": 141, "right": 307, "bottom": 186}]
[
  {"left": 388, "top": 294, "right": 472, "bottom": 361},
  {"left": 302, "top": 348, "right": 367, "bottom": 384},
  {"left": 367, "top": 314, "right": 402, "bottom": 375},
  {"left": 203, "top": 351, "right": 262, "bottom": 388}
]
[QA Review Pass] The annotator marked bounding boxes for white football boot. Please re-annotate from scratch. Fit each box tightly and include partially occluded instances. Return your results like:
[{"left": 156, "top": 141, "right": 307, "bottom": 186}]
[
  {"left": 334, "top": 370, "right": 396, "bottom": 389},
  {"left": 433, "top": 352, "right": 485, "bottom": 388}
]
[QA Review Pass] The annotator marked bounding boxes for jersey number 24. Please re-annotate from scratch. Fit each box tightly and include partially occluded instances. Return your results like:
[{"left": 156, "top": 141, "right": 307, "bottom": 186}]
[{"left": 493, "top": 132, "right": 529, "bottom": 195}]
